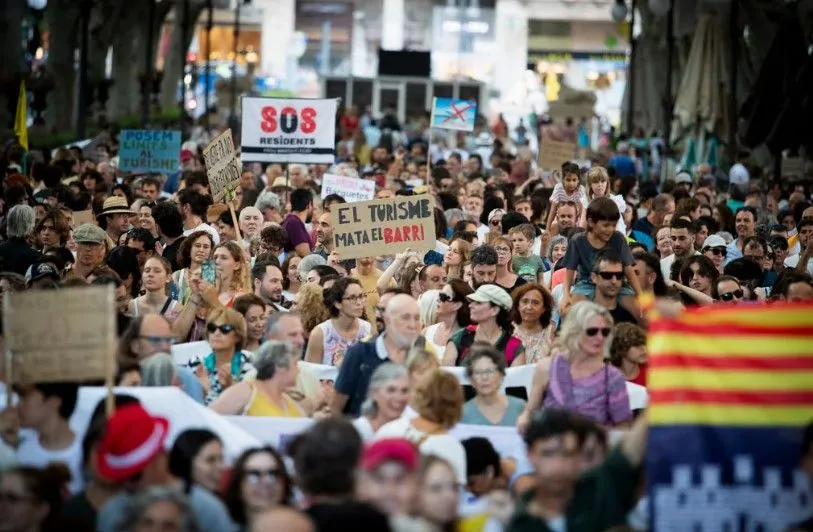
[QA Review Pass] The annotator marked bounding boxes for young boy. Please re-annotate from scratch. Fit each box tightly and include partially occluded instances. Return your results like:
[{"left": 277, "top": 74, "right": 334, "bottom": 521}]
[
  {"left": 509, "top": 224, "right": 549, "bottom": 284},
  {"left": 560, "top": 197, "right": 642, "bottom": 316}
]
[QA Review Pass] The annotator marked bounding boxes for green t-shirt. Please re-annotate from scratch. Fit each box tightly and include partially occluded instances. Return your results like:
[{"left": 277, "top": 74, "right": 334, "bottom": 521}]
[
  {"left": 506, "top": 448, "right": 640, "bottom": 532},
  {"left": 512, "top": 255, "right": 549, "bottom": 284}
]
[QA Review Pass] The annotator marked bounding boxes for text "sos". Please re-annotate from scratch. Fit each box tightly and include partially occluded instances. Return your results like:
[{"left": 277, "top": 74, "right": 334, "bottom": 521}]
[{"left": 260, "top": 106, "right": 317, "bottom": 134}]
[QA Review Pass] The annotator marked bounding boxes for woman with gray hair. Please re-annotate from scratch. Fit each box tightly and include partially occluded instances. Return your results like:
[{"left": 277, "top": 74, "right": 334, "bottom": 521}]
[
  {"left": 352, "top": 363, "right": 410, "bottom": 441},
  {"left": 517, "top": 301, "right": 632, "bottom": 431},
  {"left": 140, "top": 353, "right": 181, "bottom": 387},
  {"left": 117, "top": 485, "right": 200, "bottom": 532},
  {"left": 209, "top": 341, "right": 305, "bottom": 417},
  {"left": 0, "top": 204, "right": 39, "bottom": 276},
  {"left": 297, "top": 253, "right": 327, "bottom": 283}
]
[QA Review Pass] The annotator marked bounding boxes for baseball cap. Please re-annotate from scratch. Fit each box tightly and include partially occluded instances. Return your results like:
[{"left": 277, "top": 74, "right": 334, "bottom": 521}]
[
  {"left": 675, "top": 172, "right": 693, "bottom": 185},
  {"left": 702, "top": 234, "right": 727, "bottom": 249},
  {"left": 29, "top": 262, "right": 60, "bottom": 285},
  {"left": 96, "top": 404, "right": 170, "bottom": 482},
  {"left": 73, "top": 223, "right": 107, "bottom": 245},
  {"left": 467, "top": 284, "right": 513, "bottom": 311},
  {"left": 361, "top": 438, "right": 419, "bottom": 472}
]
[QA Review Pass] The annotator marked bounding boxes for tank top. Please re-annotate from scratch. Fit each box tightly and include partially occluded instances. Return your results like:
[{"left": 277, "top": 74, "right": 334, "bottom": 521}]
[
  {"left": 244, "top": 383, "right": 304, "bottom": 417},
  {"left": 319, "top": 319, "right": 372, "bottom": 366}
]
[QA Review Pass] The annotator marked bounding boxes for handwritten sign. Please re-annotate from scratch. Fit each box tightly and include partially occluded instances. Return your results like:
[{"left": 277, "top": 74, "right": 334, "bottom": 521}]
[
  {"left": 202, "top": 129, "right": 242, "bottom": 204},
  {"left": 119, "top": 130, "right": 181, "bottom": 174},
  {"left": 330, "top": 194, "right": 436, "bottom": 259},
  {"left": 538, "top": 139, "right": 576, "bottom": 170},
  {"left": 3, "top": 286, "right": 116, "bottom": 384},
  {"left": 320, "top": 173, "right": 376, "bottom": 203}
]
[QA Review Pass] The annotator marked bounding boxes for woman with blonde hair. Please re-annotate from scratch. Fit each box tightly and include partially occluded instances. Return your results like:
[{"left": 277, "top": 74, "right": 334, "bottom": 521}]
[
  {"left": 582, "top": 166, "right": 627, "bottom": 233},
  {"left": 443, "top": 236, "right": 472, "bottom": 281},
  {"left": 418, "top": 289, "right": 441, "bottom": 330},
  {"left": 517, "top": 301, "right": 632, "bottom": 430},
  {"left": 404, "top": 346, "right": 441, "bottom": 418},
  {"left": 375, "top": 369, "right": 468, "bottom": 486},
  {"left": 295, "top": 283, "right": 329, "bottom": 342},
  {"left": 213, "top": 241, "right": 250, "bottom": 306}
]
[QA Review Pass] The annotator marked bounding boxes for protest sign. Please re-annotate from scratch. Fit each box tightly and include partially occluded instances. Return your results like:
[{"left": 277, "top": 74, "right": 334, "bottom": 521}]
[
  {"left": 2, "top": 286, "right": 116, "bottom": 385},
  {"left": 202, "top": 129, "right": 242, "bottom": 204},
  {"left": 119, "top": 130, "right": 181, "bottom": 173},
  {"left": 538, "top": 139, "right": 576, "bottom": 170},
  {"left": 320, "top": 173, "right": 376, "bottom": 203},
  {"left": 71, "top": 210, "right": 96, "bottom": 228},
  {"left": 241, "top": 97, "right": 337, "bottom": 164},
  {"left": 430, "top": 98, "right": 477, "bottom": 132},
  {"left": 782, "top": 157, "right": 804, "bottom": 180},
  {"left": 647, "top": 303, "right": 813, "bottom": 530},
  {"left": 330, "top": 194, "right": 436, "bottom": 259}
]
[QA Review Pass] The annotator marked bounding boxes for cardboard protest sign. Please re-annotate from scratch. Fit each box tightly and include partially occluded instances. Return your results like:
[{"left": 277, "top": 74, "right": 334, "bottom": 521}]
[
  {"left": 119, "top": 130, "right": 181, "bottom": 173},
  {"left": 202, "top": 129, "right": 242, "bottom": 204},
  {"left": 71, "top": 210, "right": 96, "bottom": 228},
  {"left": 241, "top": 97, "right": 337, "bottom": 164},
  {"left": 430, "top": 98, "right": 477, "bottom": 132},
  {"left": 3, "top": 286, "right": 116, "bottom": 384},
  {"left": 320, "top": 173, "right": 375, "bottom": 203},
  {"left": 782, "top": 157, "right": 804, "bottom": 180},
  {"left": 330, "top": 194, "right": 436, "bottom": 259},
  {"left": 538, "top": 139, "right": 576, "bottom": 170}
]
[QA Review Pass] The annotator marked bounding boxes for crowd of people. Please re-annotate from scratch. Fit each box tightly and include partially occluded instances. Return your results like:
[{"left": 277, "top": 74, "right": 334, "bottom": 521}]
[{"left": 0, "top": 113, "right": 812, "bottom": 532}]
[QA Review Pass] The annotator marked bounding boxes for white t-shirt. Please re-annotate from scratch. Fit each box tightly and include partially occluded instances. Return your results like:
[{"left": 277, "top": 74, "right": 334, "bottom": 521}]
[
  {"left": 16, "top": 431, "right": 84, "bottom": 494},
  {"left": 353, "top": 416, "right": 376, "bottom": 442},
  {"left": 784, "top": 253, "right": 813, "bottom": 275},
  {"left": 183, "top": 222, "right": 220, "bottom": 246}
]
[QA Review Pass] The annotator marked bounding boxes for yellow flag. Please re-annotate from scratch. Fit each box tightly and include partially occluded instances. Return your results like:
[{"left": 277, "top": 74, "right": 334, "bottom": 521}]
[{"left": 14, "top": 80, "right": 28, "bottom": 151}]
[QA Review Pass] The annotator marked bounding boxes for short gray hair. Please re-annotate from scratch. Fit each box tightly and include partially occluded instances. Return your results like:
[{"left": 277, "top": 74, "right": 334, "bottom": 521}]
[
  {"left": 298, "top": 254, "right": 327, "bottom": 283},
  {"left": 360, "top": 363, "right": 408, "bottom": 417},
  {"left": 255, "top": 190, "right": 280, "bottom": 212},
  {"left": 6, "top": 204, "right": 35, "bottom": 238},
  {"left": 254, "top": 340, "right": 297, "bottom": 380},
  {"left": 117, "top": 486, "right": 199, "bottom": 532},
  {"left": 140, "top": 353, "right": 176, "bottom": 387},
  {"left": 265, "top": 311, "right": 300, "bottom": 337}
]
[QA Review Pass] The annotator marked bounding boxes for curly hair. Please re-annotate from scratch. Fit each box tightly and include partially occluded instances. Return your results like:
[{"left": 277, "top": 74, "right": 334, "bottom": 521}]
[
  {"left": 412, "top": 369, "right": 464, "bottom": 429},
  {"left": 609, "top": 323, "right": 647, "bottom": 367},
  {"left": 510, "top": 283, "right": 553, "bottom": 329},
  {"left": 298, "top": 282, "right": 329, "bottom": 331},
  {"left": 177, "top": 230, "right": 214, "bottom": 269}
]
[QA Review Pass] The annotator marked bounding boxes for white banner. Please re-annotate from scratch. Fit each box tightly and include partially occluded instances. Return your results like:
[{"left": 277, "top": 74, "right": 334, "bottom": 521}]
[
  {"left": 241, "top": 97, "right": 337, "bottom": 164},
  {"left": 321, "top": 173, "right": 376, "bottom": 202}
]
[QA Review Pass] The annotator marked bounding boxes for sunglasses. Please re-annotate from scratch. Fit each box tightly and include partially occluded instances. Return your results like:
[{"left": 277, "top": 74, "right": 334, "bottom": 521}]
[
  {"left": 585, "top": 327, "right": 611, "bottom": 337},
  {"left": 596, "top": 271, "right": 624, "bottom": 281},
  {"left": 438, "top": 292, "right": 454, "bottom": 303},
  {"left": 489, "top": 219, "right": 502, "bottom": 226},
  {"left": 704, "top": 246, "right": 727, "bottom": 257},
  {"left": 207, "top": 323, "right": 236, "bottom": 335},
  {"left": 719, "top": 289, "right": 744, "bottom": 302}
]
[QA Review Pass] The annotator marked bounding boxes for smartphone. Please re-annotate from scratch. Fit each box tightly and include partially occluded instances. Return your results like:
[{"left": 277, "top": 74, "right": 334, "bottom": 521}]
[{"left": 201, "top": 259, "right": 217, "bottom": 285}]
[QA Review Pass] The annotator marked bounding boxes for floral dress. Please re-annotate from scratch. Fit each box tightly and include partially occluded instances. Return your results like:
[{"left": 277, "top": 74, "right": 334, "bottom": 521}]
[{"left": 186, "top": 351, "right": 253, "bottom": 405}]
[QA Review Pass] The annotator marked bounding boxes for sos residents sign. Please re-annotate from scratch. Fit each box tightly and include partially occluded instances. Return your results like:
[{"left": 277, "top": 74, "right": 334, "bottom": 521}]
[
  {"left": 241, "top": 97, "right": 337, "bottom": 164},
  {"left": 330, "top": 195, "right": 436, "bottom": 259}
]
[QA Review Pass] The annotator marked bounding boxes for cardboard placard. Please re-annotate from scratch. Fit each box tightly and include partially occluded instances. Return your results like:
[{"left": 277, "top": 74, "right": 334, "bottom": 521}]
[
  {"left": 119, "top": 130, "right": 182, "bottom": 174},
  {"left": 320, "top": 173, "right": 376, "bottom": 203},
  {"left": 202, "top": 129, "right": 242, "bottom": 204},
  {"left": 782, "top": 157, "right": 804, "bottom": 179},
  {"left": 240, "top": 97, "right": 337, "bottom": 164},
  {"left": 538, "top": 139, "right": 577, "bottom": 170},
  {"left": 3, "top": 286, "right": 116, "bottom": 384},
  {"left": 330, "top": 194, "right": 436, "bottom": 259},
  {"left": 71, "top": 210, "right": 96, "bottom": 228}
]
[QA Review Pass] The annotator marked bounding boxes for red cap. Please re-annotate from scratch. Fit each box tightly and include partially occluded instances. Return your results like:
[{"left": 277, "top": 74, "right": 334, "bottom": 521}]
[
  {"left": 361, "top": 438, "right": 419, "bottom": 472},
  {"left": 96, "top": 404, "right": 170, "bottom": 482}
]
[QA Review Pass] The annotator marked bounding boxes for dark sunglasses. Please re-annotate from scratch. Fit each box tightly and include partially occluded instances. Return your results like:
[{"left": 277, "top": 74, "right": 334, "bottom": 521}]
[
  {"left": 489, "top": 219, "right": 502, "bottom": 226},
  {"left": 207, "top": 323, "right": 236, "bottom": 335},
  {"left": 585, "top": 327, "right": 611, "bottom": 337},
  {"left": 719, "top": 289, "right": 744, "bottom": 302},
  {"left": 704, "top": 246, "right": 727, "bottom": 257},
  {"left": 438, "top": 292, "right": 454, "bottom": 303},
  {"left": 596, "top": 271, "right": 624, "bottom": 281}
]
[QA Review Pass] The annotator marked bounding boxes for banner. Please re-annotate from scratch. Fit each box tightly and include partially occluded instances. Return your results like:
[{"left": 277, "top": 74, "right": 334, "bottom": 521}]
[
  {"left": 537, "top": 139, "right": 576, "bottom": 171},
  {"left": 430, "top": 98, "right": 477, "bottom": 132},
  {"left": 202, "top": 129, "right": 242, "bottom": 204},
  {"left": 119, "top": 130, "right": 181, "bottom": 173},
  {"left": 646, "top": 303, "right": 813, "bottom": 531},
  {"left": 241, "top": 97, "right": 337, "bottom": 164},
  {"left": 330, "top": 194, "right": 436, "bottom": 259},
  {"left": 321, "top": 173, "right": 376, "bottom": 203}
]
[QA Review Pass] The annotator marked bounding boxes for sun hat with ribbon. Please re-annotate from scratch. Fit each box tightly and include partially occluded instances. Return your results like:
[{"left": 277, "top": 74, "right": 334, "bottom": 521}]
[
  {"left": 97, "top": 196, "right": 136, "bottom": 219},
  {"left": 96, "top": 404, "right": 170, "bottom": 482}
]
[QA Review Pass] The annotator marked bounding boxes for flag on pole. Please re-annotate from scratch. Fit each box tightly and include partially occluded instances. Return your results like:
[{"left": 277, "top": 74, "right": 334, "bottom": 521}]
[
  {"left": 646, "top": 303, "right": 813, "bottom": 531},
  {"left": 14, "top": 80, "right": 28, "bottom": 151},
  {"left": 429, "top": 98, "right": 477, "bottom": 132}
]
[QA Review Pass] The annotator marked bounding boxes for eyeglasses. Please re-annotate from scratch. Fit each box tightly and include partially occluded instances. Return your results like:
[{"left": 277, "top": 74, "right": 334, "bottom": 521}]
[
  {"left": 245, "top": 468, "right": 281, "bottom": 485},
  {"left": 585, "top": 327, "right": 611, "bottom": 337},
  {"left": 438, "top": 292, "right": 454, "bottom": 303},
  {"left": 375, "top": 305, "right": 386, "bottom": 314},
  {"left": 719, "top": 289, "right": 744, "bottom": 302},
  {"left": 342, "top": 294, "right": 366, "bottom": 303},
  {"left": 704, "top": 246, "right": 727, "bottom": 257},
  {"left": 139, "top": 335, "right": 175, "bottom": 346},
  {"left": 471, "top": 368, "right": 498, "bottom": 380},
  {"left": 596, "top": 271, "right": 624, "bottom": 281},
  {"left": 207, "top": 323, "right": 236, "bottom": 335},
  {"left": 494, "top": 246, "right": 511, "bottom": 253}
]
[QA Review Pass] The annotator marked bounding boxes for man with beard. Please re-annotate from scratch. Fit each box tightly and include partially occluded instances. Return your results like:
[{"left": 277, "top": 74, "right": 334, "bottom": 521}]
[
  {"left": 660, "top": 218, "right": 699, "bottom": 280},
  {"left": 332, "top": 294, "right": 420, "bottom": 416},
  {"left": 252, "top": 257, "right": 287, "bottom": 311},
  {"left": 314, "top": 212, "right": 334, "bottom": 259}
]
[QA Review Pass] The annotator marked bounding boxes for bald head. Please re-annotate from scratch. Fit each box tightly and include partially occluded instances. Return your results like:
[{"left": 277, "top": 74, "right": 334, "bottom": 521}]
[
  {"left": 386, "top": 293, "right": 418, "bottom": 316},
  {"left": 136, "top": 314, "right": 173, "bottom": 359},
  {"left": 250, "top": 508, "right": 315, "bottom": 532},
  {"left": 384, "top": 294, "right": 421, "bottom": 349}
]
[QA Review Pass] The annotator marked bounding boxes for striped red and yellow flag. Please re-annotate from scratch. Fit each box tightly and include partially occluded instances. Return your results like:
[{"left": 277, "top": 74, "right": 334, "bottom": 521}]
[{"left": 648, "top": 302, "right": 813, "bottom": 427}]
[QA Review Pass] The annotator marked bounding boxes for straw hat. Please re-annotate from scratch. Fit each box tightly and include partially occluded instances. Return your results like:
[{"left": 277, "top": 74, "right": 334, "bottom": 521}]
[{"left": 97, "top": 196, "right": 136, "bottom": 218}]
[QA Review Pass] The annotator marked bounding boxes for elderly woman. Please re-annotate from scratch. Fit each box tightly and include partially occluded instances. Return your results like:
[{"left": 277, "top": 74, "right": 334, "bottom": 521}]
[
  {"left": 375, "top": 369, "right": 468, "bottom": 486},
  {"left": 117, "top": 486, "right": 199, "bottom": 532},
  {"left": 140, "top": 353, "right": 182, "bottom": 387},
  {"left": 517, "top": 301, "right": 632, "bottom": 430},
  {"left": 353, "top": 363, "right": 410, "bottom": 441},
  {"left": 460, "top": 344, "right": 526, "bottom": 426},
  {"left": 209, "top": 341, "right": 305, "bottom": 417}
]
